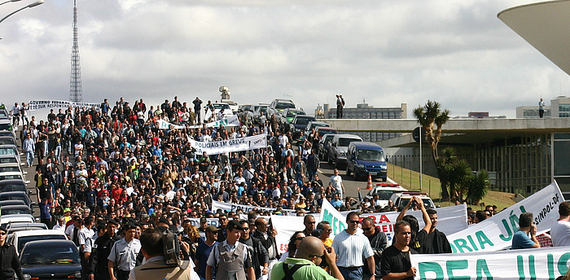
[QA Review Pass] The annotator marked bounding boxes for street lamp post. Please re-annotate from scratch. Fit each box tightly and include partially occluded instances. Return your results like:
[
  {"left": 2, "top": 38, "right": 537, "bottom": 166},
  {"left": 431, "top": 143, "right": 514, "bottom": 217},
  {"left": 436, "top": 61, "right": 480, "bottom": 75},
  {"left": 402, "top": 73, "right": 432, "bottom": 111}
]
[
  {"left": 0, "top": 0, "right": 43, "bottom": 24},
  {"left": 0, "top": 0, "right": 22, "bottom": 7}
]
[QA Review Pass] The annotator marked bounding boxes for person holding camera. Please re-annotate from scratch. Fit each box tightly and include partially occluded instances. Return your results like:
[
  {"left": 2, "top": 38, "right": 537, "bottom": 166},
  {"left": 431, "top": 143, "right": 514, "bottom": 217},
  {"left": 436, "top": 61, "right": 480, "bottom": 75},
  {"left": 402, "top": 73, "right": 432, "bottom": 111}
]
[
  {"left": 129, "top": 228, "right": 199, "bottom": 280},
  {"left": 269, "top": 236, "right": 344, "bottom": 280}
]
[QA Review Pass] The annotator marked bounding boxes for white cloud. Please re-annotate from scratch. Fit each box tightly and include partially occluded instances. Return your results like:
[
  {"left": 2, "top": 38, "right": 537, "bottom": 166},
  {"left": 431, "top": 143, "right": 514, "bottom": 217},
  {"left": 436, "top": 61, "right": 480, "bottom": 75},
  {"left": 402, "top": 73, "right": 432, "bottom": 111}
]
[{"left": 1, "top": 0, "right": 566, "bottom": 118}]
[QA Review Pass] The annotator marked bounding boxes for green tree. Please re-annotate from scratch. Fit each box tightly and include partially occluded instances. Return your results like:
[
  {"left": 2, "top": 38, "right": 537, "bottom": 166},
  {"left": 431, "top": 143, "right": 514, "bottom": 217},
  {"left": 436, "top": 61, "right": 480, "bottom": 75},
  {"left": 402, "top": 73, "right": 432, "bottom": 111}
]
[
  {"left": 465, "top": 170, "right": 490, "bottom": 204},
  {"left": 413, "top": 101, "right": 451, "bottom": 199},
  {"left": 436, "top": 147, "right": 471, "bottom": 201}
]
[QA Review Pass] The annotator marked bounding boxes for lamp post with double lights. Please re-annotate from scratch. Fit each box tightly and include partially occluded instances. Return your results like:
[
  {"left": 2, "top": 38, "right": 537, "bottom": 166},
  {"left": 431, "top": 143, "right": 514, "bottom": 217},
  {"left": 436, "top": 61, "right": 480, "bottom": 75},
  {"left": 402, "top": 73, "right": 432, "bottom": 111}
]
[{"left": 0, "top": 0, "right": 43, "bottom": 24}]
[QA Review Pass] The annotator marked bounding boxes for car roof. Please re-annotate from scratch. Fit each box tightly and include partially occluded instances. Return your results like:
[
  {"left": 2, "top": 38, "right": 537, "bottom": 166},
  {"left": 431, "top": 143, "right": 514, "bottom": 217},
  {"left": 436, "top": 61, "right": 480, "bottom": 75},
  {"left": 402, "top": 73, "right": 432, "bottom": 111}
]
[
  {"left": 7, "top": 223, "right": 47, "bottom": 229},
  {"left": 0, "top": 179, "right": 25, "bottom": 185},
  {"left": 333, "top": 134, "right": 361, "bottom": 140},
  {"left": 392, "top": 192, "right": 431, "bottom": 199},
  {"left": 349, "top": 141, "right": 383, "bottom": 149},
  {"left": 0, "top": 205, "right": 31, "bottom": 210},
  {"left": 13, "top": 229, "right": 67, "bottom": 237}
]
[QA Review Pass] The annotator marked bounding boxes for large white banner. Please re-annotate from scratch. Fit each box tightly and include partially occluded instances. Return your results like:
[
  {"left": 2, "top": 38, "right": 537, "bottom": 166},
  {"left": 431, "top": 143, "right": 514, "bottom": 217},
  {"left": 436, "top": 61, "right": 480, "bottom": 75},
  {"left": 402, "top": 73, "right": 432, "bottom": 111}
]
[
  {"left": 411, "top": 246, "right": 570, "bottom": 280},
  {"left": 190, "top": 133, "right": 267, "bottom": 155},
  {"left": 448, "top": 181, "right": 563, "bottom": 253},
  {"left": 211, "top": 200, "right": 296, "bottom": 215},
  {"left": 321, "top": 199, "right": 348, "bottom": 236},
  {"left": 29, "top": 100, "right": 101, "bottom": 111},
  {"left": 272, "top": 204, "right": 468, "bottom": 254},
  {"left": 357, "top": 204, "right": 468, "bottom": 242}
]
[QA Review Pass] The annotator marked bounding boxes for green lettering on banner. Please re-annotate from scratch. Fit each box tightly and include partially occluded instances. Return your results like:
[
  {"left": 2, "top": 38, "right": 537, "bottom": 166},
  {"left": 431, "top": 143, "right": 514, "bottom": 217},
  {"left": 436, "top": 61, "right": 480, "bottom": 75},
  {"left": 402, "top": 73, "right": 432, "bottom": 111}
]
[
  {"left": 418, "top": 262, "right": 444, "bottom": 280},
  {"left": 558, "top": 252, "right": 570, "bottom": 275},
  {"left": 517, "top": 255, "right": 524, "bottom": 280},
  {"left": 548, "top": 254, "right": 555, "bottom": 279},
  {"left": 453, "top": 239, "right": 473, "bottom": 253},
  {"left": 529, "top": 255, "right": 536, "bottom": 280},
  {"left": 446, "top": 260, "right": 470, "bottom": 280},
  {"left": 475, "top": 259, "right": 493, "bottom": 280},
  {"left": 322, "top": 209, "right": 345, "bottom": 235},
  {"left": 466, "top": 235, "right": 478, "bottom": 251},
  {"left": 475, "top": 231, "right": 494, "bottom": 250}
]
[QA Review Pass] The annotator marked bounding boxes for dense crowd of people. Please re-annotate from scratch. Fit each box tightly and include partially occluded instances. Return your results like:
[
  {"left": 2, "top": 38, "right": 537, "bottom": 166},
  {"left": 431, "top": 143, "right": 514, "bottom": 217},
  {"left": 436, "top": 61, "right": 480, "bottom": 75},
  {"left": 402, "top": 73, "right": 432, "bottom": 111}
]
[{"left": 7, "top": 96, "right": 570, "bottom": 280}]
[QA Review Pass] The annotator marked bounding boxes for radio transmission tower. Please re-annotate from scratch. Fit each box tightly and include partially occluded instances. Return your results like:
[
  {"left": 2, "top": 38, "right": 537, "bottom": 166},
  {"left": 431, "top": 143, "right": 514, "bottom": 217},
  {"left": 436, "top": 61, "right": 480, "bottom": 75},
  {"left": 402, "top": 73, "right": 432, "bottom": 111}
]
[{"left": 69, "top": 0, "right": 82, "bottom": 102}]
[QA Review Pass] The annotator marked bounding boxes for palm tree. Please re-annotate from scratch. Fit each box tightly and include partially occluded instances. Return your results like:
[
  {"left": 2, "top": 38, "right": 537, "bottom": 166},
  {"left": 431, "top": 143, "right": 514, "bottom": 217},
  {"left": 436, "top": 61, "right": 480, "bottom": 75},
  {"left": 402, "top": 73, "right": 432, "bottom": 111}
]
[
  {"left": 414, "top": 101, "right": 451, "bottom": 199},
  {"left": 465, "top": 170, "right": 490, "bottom": 204}
]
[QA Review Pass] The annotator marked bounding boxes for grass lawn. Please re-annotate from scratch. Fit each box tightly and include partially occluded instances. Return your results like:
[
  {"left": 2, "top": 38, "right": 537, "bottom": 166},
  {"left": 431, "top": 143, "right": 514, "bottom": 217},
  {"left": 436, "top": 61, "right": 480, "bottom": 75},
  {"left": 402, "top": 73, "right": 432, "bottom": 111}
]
[{"left": 387, "top": 163, "right": 517, "bottom": 211}]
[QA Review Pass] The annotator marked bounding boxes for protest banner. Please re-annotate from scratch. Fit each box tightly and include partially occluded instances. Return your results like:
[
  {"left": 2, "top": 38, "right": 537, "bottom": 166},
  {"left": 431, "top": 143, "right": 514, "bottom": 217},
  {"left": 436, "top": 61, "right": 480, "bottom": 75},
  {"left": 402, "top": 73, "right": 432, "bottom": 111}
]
[
  {"left": 211, "top": 200, "right": 296, "bottom": 215},
  {"left": 356, "top": 204, "right": 468, "bottom": 242},
  {"left": 28, "top": 100, "right": 100, "bottom": 111},
  {"left": 187, "top": 218, "right": 220, "bottom": 228},
  {"left": 190, "top": 133, "right": 267, "bottom": 155},
  {"left": 320, "top": 199, "right": 348, "bottom": 236},
  {"left": 411, "top": 246, "right": 570, "bottom": 280},
  {"left": 447, "top": 181, "right": 563, "bottom": 253},
  {"left": 187, "top": 115, "right": 240, "bottom": 129},
  {"left": 157, "top": 119, "right": 185, "bottom": 130}
]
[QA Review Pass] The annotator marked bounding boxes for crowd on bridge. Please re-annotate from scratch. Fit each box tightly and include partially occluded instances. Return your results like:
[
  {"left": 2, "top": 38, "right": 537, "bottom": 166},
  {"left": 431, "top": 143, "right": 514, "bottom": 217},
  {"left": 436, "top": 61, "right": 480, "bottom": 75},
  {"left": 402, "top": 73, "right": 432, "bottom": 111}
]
[{"left": 6, "top": 96, "right": 570, "bottom": 280}]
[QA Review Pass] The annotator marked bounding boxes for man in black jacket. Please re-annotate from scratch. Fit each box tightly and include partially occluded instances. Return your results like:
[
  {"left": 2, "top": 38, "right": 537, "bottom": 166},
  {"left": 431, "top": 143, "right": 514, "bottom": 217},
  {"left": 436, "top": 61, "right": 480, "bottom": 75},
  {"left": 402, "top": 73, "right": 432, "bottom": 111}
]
[
  {"left": 89, "top": 220, "right": 120, "bottom": 280},
  {"left": 240, "top": 220, "right": 269, "bottom": 280},
  {"left": 252, "top": 218, "right": 280, "bottom": 273},
  {"left": 362, "top": 218, "right": 387, "bottom": 280},
  {"left": 0, "top": 226, "right": 24, "bottom": 280}
]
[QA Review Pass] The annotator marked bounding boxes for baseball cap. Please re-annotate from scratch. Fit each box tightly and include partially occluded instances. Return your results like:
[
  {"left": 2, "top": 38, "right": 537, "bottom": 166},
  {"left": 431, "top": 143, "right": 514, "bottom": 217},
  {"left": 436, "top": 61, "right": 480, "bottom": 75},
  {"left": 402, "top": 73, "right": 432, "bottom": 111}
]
[
  {"left": 205, "top": 225, "right": 220, "bottom": 233},
  {"left": 226, "top": 220, "right": 244, "bottom": 231}
]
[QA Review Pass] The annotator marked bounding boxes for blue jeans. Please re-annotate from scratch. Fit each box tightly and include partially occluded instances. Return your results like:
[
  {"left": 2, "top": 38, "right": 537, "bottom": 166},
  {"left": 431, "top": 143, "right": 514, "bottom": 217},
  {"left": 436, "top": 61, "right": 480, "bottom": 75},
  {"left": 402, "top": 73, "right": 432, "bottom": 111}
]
[
  {"left": 25, "top": 151, "right": 34, "bottom": 167},
  {"left": 339, "top": 267, "right": 363, "bottom": 280}
]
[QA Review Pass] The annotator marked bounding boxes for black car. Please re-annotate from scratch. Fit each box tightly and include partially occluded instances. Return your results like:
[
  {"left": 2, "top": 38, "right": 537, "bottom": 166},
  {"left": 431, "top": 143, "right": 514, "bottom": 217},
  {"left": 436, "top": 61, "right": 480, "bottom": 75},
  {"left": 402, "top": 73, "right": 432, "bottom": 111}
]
[
  {"left": 20, "top": 240, "right": 82, "bottom": 280},
  {"left": 0, "top": 179, "right": 31, "bottom": 194},
  {"left": 0, "top": 205, "right": 32, "bottom": 216},
  {"left": 0, "top": 191, "right": 34, "bottom": 208}
]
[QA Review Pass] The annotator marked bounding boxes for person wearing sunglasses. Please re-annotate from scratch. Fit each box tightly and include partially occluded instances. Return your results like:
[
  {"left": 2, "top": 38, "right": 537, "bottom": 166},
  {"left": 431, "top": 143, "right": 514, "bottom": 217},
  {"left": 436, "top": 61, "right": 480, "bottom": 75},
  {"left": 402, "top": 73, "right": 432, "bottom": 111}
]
[
  {"left": 361, "top": 218, "right": 387, "bottom": 280},
  {"left": 332, "top": 212, "right": 375, "bottom": 280},
  {"left": 0, "top": 226, "right": 24, "bottom": 280},
  {"left": 239, "top": 220, "right": 270, "bottom": 280}
]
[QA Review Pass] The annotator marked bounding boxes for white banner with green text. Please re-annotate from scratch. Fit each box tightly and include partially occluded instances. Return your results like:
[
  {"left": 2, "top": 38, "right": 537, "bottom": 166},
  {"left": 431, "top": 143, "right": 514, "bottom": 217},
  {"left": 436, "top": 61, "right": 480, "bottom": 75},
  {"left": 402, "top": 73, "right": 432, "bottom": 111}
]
[{"left": 411, "top": 246, "right": 570, "bottom": 280}]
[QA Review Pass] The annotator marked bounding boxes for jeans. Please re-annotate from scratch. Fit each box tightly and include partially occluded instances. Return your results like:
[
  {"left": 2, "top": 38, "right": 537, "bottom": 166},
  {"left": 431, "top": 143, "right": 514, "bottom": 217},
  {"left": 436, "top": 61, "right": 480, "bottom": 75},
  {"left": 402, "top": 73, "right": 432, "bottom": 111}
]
[
  {"left": 339, "top": 267, "right": 363, "bottom": 280},
  {"left": 25, "top": 151, "right": 34, "bottom": 167}
]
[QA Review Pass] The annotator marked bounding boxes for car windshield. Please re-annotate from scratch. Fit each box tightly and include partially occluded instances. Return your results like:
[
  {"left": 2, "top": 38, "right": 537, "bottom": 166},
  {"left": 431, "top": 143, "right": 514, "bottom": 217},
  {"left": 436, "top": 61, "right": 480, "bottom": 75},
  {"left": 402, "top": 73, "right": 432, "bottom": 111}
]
[
  {"left": 0, "top": 158, "right": 17, "bottom": 164},
  {"left": 400, "top": 198, "right": 434, "bottom": 209},
  {"left": 18, "top": 235, "right": 68, "bottom": 252},
  {"left": 1, "top": 208, "right": 30, "bottom": 215},
  {"left": 0, "top": 148, "right": 17, "bottom": 155},
  {"left": 275, "top": 102, "right": 295, "bottom": 109},
  {"left": 338, "top": 138, "right": 361, "bottom": 147},
  {"left": 21, "top": 243, "right": 79, "bottom": 265},
  {"left": 296, "top": 117, "right": 314, "bottom": 125},
  {"left": 0, "top": 175, "right": 21, "bottom": 180},
  {"left": 370, "top": 190, "right": 400, "bottom": 200},
  {"left": 356, "top": 149, "right": 385, "bottom": 161},
  {"left": 0, "top": 139, "right": 15, "bottom": 145},
  {"left": 287, "top": 111, "right": 305, "bottom": 117},
  {"left": 0, "top": 184, "right": 25, "bottom": 192},
  {"left": 0, "top": 124, "right": 11, "bottom": 131},
  {"left": 0, "top": 167, "right": 20, "bottom": 173}
]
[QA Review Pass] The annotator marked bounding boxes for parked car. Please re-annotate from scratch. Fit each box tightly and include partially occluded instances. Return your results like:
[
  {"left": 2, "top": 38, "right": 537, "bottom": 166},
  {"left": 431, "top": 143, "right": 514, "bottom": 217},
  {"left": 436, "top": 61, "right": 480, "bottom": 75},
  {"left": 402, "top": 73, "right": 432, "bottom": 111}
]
[
  {"left": 290, "top": 115, "right": 317, "bottom": 140},
  {"left": 0, "top": 200, "right": 27, "bottom": 207},
  {"left": 282, "top": 108, "right": 306, "bottom": 123},
  {"left": 0, "top": 119, "right": 13, "bottom": 132},
  {"left": 0, "top": 191, "right": 34, "bottom": 208},
  {"left": 315, "top": 127, "right": 338, "bottom": 139},
  {"left": 390, "top": 192, "right": 436, "bottom": 211},
  {"left": 211, "top": 102, "right": 234, "bottom": 117},
  {"left": 318, "top": 134, "right": 336, "bottom": 161},
  {"left": 365, "top": 184, "right": 408, "bottom": 209},
  {"left": 0, "top": 144, "right": 19, "bottom": 156},
  {"left": 0, "top": 205, "right": 32, "bottom": 216},
  {"left": 269, "top": 99, "right": 296, "bottom": 114},
  {"left": 304, "top": 121, "right": 331, "bottom": 137},
  {"left": 346, "top": 142, "right": 388, "bottom": 181},
  {"left": 328, "top": 134, "right": 363, "bottom": 168},
  {"left": 0, "top": 154, "right": 25, "bottom": 166},
  {"left": 6, "top": 223, "right": 48, "bottom": 235},
  {"left": 0, "top": 171, "right": 28, "bottom": 182},
  {"left": 0, "top": 214, "right": 35, "bottom": 228},
  {"left": 0, "top": 163, "right": 27, "bottom": 175},
  {"left": 11, "top": 230, "right": 69, "bottom": 253},
  {"left": 0, "top": 179, "right": 31, "bottom": 194},
  {"left": 20, "top": 240, "right": 82, "bottom": 279},
  {"left": 0, "top": 136, "right": 16, "bottom": 146}
]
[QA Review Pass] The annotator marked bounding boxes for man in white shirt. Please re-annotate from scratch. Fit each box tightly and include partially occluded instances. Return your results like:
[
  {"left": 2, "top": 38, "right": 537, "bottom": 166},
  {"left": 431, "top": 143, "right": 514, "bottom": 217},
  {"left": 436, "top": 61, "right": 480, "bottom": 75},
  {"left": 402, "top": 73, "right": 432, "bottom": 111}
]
[
  {"left": 551, "top": 201, "right": 570, "bottom": 246},
  {"left": 329, "top": 168, "right": 345, "bottom": 199},
  {"left": 52, "top": 217, "right": 66, "bottom": 232},
  {"left": 332, "top": 212, "right": 375, "bottom": 280}
]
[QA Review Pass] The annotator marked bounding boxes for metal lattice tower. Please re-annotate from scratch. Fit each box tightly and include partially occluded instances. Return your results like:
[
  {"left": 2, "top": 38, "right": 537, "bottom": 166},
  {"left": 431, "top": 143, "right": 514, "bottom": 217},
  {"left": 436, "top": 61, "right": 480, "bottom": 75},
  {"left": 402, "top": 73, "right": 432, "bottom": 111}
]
[{"left": 69, "top": 0, "right": 82, "bottom": 102}]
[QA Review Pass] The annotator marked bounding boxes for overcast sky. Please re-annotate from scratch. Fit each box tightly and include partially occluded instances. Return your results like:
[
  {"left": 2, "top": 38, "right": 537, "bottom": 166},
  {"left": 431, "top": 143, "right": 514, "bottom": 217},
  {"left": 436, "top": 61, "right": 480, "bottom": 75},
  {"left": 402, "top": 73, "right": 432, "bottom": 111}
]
[{"left": 1, "top": 0, "right": 568, "bottom": 118}]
